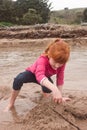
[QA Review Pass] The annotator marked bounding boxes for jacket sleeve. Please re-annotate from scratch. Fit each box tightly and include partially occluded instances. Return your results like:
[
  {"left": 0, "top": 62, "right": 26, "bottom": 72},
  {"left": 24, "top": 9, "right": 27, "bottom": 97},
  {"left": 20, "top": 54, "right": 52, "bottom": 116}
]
[{"left": 56, "top": 64, "right": 66, "bottom": 86}]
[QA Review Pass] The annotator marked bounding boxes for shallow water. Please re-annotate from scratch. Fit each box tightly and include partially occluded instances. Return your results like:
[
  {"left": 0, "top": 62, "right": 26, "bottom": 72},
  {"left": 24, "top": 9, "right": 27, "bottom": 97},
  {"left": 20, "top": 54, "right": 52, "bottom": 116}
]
[
  {"left": 0, "top": 45, "right": 87, "bottom": 124},
  {"left": 65, "top": 48, "right": 87, "bottom": 91}
]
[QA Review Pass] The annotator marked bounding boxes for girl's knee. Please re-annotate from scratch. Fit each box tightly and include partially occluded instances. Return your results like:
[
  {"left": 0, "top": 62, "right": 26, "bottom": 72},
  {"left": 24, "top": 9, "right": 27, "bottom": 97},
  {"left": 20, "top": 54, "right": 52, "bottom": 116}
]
[{"left": 13, "top": 76, "right": 23, "bottom": 90}]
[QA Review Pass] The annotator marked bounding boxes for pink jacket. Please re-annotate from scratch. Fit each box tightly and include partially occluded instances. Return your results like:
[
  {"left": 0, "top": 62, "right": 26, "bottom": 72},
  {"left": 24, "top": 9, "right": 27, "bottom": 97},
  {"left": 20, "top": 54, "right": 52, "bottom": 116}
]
[{"left": 26, "top": 55, "right": 65, "bottom": 86}]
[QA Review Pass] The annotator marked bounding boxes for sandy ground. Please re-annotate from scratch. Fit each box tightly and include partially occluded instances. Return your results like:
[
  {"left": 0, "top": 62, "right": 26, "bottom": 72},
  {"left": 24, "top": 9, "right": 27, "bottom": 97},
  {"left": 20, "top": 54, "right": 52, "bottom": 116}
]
[{"left": 0, "top": 38, "right": 87, "bottom": 130}]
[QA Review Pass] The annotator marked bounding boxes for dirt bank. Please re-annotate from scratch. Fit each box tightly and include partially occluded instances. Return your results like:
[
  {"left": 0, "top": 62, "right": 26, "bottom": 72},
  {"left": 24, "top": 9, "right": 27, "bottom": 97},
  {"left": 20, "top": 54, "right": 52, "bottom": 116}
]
[
  {"left": 0, "top": 24, "right": 87, "bottom": 39},
  {"left": 0, "top": 24, "right": 87, "bottom": 48}
]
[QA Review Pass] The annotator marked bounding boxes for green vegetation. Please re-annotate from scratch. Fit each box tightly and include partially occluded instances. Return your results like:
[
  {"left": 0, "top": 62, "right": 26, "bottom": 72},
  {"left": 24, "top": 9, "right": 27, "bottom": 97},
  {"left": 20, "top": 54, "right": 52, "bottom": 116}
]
[
  {"left": 83, "top": 8, "right": 87, "bottom": 22},
  {"left": 0, "top": 22, "right": 14, "bottom": 27},
  {"left": 23, "top": 9, "right": 42, "bottom": 25},
  {"left": 49, "top": 8, "right": 87, "bottom": 25},
  {"left": 0, "top": 0, "right": 87, "bottom": 27},
  {"left": 0, "top": 0, "right": 51, "bottom": 25}
]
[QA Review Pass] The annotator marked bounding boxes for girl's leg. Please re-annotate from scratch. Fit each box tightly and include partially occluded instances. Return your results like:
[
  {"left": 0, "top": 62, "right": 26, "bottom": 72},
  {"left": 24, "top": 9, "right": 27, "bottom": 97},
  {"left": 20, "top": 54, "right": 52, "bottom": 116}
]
[
  {"left": 5, "top": 71, "right": 37, "bottom": 111},
  {"left": 4, "top": 90, "right": 20, "bottom": 111}
]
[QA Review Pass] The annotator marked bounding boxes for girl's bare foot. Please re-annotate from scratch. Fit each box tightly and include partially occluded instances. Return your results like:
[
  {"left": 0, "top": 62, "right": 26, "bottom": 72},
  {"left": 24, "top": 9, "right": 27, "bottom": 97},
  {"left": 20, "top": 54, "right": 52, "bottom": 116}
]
[{"left": 4, "top": 104, "right": 14, "bottom": 112}]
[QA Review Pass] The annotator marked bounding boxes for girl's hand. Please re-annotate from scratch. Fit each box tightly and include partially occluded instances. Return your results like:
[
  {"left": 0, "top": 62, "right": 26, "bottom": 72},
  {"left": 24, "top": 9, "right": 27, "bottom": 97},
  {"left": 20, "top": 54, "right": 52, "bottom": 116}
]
[
  {"left": 52, "top": 88, "right": 63, "bottom": 103},
  {"left": 62, "top": 97, "right": 71, "bottom": 103},
  {"left": 52, "top": 87, "right": 71, "bottom": 104}
]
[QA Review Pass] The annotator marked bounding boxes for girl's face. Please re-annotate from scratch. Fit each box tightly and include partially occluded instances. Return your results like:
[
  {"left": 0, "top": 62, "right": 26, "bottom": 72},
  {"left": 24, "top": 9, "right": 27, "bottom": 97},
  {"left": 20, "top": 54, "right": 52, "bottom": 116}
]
[{"left": 49, "top": 58, "right": 63, "bottom": 70}]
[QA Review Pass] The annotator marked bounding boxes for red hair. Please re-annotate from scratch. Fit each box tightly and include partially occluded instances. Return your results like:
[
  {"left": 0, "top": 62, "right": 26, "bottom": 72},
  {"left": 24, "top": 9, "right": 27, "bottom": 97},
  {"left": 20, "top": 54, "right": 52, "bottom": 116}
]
[{"left": 44, "top": 38, "right": 70, "bottom": 64}]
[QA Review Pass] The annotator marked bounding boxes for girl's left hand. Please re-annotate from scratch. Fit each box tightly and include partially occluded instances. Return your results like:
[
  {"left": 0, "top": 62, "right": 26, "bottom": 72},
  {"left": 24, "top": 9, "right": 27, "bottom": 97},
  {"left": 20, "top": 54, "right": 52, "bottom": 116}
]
[{"left": 62, "top": 97, "right": 71, "bottom": 103}]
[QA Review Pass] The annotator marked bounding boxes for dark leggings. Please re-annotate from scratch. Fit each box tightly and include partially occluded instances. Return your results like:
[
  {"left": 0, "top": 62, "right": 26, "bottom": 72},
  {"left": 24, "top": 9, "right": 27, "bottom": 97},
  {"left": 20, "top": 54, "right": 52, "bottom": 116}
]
[{"left": 13, "top": 70, "right": 53, "bottom": 93}]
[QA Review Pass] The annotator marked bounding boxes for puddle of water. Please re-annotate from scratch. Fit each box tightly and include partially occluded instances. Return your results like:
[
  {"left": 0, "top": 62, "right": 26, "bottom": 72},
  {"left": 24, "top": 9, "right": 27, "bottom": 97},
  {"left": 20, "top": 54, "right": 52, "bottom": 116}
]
[
  {"left": 0, "top": 98, "right": 37, "bottom": 123},
  {"left": 64, "top": 49, "right": 87, "bottom": 90}
]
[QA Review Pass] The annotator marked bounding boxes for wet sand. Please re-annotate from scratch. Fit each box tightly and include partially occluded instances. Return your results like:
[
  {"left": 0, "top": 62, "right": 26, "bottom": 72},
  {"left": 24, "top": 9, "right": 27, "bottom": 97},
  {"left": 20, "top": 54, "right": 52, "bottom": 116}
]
[{"left": 0, "top": 38, "right": 87, "bottom": 130}]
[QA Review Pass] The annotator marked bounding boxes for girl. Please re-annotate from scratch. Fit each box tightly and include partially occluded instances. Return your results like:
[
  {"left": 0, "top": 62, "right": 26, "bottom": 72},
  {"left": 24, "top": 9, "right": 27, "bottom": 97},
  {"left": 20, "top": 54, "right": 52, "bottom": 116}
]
[{"left": 5, "top": 38, "right": 70, "bottom": 111}]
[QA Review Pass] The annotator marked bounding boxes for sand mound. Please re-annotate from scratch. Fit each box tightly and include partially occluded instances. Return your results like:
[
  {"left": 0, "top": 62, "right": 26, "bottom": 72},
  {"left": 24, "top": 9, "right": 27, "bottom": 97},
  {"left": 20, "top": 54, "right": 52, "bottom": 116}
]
[{"left": 21, "top": 92, "right": 87, "bottom": 130}]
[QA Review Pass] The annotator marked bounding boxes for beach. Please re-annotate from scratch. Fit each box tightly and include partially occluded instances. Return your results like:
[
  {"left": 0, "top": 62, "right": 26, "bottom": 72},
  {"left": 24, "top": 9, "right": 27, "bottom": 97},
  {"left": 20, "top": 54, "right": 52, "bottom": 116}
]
[{"left": 0, "top": 25, "right": 87, "bottom": 130}]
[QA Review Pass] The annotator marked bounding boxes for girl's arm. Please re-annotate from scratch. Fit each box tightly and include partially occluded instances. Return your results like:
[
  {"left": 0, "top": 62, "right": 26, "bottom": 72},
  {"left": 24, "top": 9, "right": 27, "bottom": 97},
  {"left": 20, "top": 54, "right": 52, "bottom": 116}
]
[
  {"left": 41, "top": 78, "right": 63, "bottom": 103},
  {"left": 57, "top": 85, "right": 63, "bottom": 94}
]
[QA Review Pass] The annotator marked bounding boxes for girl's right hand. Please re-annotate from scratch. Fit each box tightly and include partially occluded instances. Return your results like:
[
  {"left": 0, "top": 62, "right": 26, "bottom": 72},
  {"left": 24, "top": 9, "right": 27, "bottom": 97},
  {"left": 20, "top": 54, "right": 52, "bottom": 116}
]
[{"left": 52, "top": 88, "right": 63, "bottom": 103}]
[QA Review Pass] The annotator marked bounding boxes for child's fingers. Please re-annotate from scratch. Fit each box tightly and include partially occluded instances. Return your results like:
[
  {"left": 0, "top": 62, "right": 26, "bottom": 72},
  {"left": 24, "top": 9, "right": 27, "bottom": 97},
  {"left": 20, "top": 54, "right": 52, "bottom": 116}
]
[
  {"left": 62, "top": 97, "right": 71, "bottom": 102},
  {"left": 58, "top": 98, "right": 62, "bottom": 103},
  {"left": 54, "top": 98, "right": 58, "bottom": 103},
  {"left": 53, "top": 97, "right": 71, "bottom": 104},
  {"left": 54, "top": 98, "right": 62, "bottom": 103}
]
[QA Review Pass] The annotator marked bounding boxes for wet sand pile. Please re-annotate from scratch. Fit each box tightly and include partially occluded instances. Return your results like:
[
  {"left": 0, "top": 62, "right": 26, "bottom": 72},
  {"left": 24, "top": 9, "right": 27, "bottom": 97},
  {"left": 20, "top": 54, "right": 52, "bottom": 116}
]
[
  {"left": 0, "top": 90, "right": 87, "bottom": 130},
  {"left": 21, "top": 91, "right": 87, "bottom": 130}
]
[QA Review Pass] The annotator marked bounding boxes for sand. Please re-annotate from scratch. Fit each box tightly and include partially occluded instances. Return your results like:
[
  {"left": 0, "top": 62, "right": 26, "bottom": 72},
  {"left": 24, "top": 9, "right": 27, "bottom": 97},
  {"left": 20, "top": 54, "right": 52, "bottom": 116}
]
[{"left": 0, "top": 37, "right": 87, "bottom": 130}]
